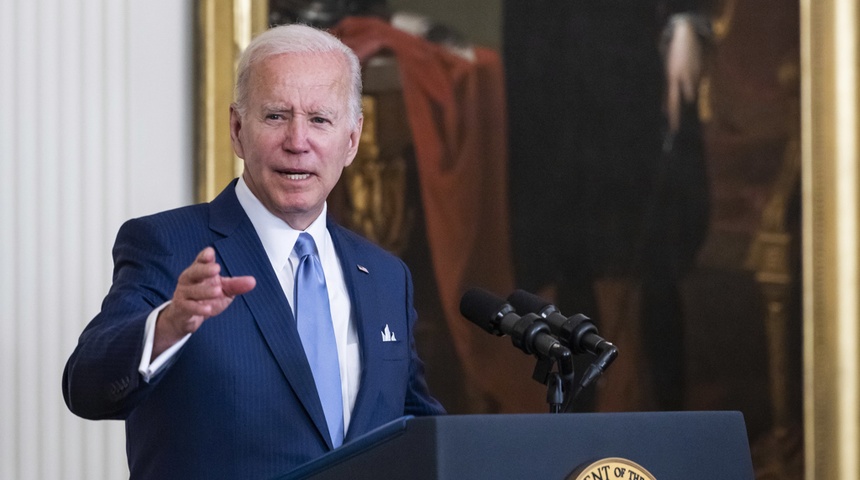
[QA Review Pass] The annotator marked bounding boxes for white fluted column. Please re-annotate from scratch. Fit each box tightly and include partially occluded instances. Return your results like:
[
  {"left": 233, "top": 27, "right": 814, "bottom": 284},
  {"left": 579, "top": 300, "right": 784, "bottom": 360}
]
[{"left": 0, "top": 1, "right": 192, "bottom": 479}]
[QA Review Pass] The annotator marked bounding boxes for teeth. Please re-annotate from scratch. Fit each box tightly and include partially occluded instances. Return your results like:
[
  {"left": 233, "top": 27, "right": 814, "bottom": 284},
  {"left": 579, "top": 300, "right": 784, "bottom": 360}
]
[{"left": 283, "top": 173, "right": 310, "bottom": 180}]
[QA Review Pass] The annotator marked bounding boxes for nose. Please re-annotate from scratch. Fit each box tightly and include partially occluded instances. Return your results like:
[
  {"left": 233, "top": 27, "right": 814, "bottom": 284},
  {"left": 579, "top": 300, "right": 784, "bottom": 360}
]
[{"left": 281, "top": 119, "right": 310, "bottom": 154}]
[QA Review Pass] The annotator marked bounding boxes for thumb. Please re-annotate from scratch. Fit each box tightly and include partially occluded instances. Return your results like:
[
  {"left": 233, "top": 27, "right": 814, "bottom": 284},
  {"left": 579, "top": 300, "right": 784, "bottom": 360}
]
[{"left": 221, "top": 275, "right": 257, "bottom": 297}]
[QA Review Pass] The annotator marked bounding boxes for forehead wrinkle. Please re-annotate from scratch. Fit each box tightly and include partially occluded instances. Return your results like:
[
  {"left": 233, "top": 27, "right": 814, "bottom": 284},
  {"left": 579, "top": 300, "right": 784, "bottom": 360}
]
[{"left": 249, "top": 52, "right": 351, "bottom": 120}]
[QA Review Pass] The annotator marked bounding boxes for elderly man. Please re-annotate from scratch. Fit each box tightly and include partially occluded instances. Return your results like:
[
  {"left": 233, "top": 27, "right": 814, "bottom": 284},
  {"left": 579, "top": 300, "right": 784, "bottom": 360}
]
[{"left": 63, "top": 23, "right": 444, "bottom": 479}]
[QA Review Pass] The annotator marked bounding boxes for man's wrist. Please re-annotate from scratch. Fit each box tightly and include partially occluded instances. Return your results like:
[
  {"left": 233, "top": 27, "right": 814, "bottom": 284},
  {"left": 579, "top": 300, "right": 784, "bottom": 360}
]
[
  {"left": 140, "top": 301, "right": 192, "bottom": 382},
  {"left": 152, "top": 303, "right": 187, "bottom": 358}
]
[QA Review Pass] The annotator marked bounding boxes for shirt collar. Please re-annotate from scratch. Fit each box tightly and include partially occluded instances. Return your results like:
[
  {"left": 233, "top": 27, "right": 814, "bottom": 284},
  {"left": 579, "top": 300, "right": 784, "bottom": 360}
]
[{"left": 235, "top": 176, "right": 329, "bottom": 272}]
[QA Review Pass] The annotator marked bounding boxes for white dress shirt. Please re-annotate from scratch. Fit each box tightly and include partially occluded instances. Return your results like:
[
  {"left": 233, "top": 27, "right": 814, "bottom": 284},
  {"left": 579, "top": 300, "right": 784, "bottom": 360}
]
[{"left": 138, "top": 177, "right": 362, "bottom": 433}]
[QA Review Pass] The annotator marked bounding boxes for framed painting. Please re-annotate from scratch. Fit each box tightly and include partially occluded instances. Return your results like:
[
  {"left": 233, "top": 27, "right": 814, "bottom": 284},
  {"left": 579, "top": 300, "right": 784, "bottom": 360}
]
[{"left": 194, "top": 1, "right": 860, "bottom": 477}]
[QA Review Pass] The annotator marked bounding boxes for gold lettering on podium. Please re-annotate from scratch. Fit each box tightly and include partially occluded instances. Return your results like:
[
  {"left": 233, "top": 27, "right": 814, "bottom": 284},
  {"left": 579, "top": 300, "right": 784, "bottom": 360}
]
[{"left": 568, "top": 458, "right": 656, "bottom": 480}]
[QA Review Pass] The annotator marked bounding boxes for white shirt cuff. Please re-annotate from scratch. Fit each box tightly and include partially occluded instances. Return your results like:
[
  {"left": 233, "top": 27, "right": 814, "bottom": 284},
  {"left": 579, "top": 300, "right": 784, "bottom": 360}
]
[{"left": 138, "top": 301, "right": 191, "bottom": 382}]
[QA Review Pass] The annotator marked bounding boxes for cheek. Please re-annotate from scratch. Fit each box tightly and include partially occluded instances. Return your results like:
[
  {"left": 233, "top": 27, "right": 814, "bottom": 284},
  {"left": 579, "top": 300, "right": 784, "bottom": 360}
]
[
  {"left": 245, "top": 135, "right": 284, "bottom": 162},
  {"left": 255, "top": 131, "right": 283, "bottom": 151}
]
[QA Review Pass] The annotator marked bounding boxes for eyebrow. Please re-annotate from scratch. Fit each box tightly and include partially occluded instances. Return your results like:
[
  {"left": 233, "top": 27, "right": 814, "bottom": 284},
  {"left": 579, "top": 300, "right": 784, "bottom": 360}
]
[
  {"left": 260, "top": 103, "right": 339, "bottom": 119},
  {"left": 260, "top": 103, "right": 292, "bottom": 113}
]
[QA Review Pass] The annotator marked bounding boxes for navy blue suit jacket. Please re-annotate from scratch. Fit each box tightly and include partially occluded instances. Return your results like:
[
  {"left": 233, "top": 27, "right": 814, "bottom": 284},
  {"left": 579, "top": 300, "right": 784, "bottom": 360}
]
[{"left": 63, "top": 181, "right": 444, "bottom": 479}]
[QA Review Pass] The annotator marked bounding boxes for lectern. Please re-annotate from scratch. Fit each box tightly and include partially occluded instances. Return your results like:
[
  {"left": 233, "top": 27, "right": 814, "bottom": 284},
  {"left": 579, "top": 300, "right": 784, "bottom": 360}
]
[{"left": 277, "top": 411, "right": 754, "bottom": 479}]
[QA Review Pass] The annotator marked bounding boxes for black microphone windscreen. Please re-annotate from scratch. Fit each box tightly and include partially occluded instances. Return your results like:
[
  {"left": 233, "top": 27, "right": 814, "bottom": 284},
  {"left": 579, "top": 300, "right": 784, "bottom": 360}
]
[
  {"left": 507, "top": 289, "right": 552, "bottom": 315},
  {"left": 459, "top": 288, "right": 507, "bottom": 333}
]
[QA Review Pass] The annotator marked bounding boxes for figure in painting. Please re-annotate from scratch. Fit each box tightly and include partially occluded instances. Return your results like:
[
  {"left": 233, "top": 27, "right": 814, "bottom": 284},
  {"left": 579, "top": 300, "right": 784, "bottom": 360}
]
[{"left": 504, "top": 0, "right": 713, "bottom": 411}]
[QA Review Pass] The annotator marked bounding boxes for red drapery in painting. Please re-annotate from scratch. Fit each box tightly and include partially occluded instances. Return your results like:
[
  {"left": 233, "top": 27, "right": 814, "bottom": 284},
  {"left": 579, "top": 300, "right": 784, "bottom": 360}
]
[{"left": 333, "top": 17, "right": 545, "bottom": 412}]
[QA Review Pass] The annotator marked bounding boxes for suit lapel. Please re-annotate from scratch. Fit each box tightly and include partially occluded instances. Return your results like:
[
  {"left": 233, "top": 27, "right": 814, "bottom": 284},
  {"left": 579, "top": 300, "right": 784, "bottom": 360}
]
[
  {"left": 208, "top": 182, "right": 334, "bottom": 448},
  {"left": 328, "top": 221, "right": 386, "bottom": 440}
]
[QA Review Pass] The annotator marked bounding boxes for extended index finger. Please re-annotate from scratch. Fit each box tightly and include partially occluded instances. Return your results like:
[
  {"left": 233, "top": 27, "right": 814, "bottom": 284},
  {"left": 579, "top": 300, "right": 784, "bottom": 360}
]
[
  {"left": 195, "top": 247, "right": 216, "bottom": 264},
  {"left": 179, "top": 248, "right": 221, "bottom": 284}
]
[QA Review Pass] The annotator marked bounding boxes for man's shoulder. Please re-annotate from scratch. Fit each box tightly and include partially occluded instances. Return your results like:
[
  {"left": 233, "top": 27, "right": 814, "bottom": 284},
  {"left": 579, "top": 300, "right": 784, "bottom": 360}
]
[
  {"left": 123, "top": 181, "right": 241, "bottom": 232},
  {"left": 123, "top": 202, "right": 211, "bottom": 230},
  {"left": 111, "top": 204, "right": 213, "bottom": 256}
]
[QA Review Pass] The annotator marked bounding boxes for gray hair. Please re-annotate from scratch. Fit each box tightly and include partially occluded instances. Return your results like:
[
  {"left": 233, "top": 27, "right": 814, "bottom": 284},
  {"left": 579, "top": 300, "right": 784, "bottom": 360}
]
[{"left": 234, "top": 24, "right": 363, "bottom": 127}]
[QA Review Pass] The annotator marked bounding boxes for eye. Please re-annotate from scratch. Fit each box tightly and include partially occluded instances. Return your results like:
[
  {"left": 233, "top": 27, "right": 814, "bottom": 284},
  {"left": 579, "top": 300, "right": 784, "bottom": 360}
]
[
  {"left": 310, "top": 116, "right": 331, "bottom": 125},
  {"left": 266, "top": 113, "right": 284, "bottom": 121}
]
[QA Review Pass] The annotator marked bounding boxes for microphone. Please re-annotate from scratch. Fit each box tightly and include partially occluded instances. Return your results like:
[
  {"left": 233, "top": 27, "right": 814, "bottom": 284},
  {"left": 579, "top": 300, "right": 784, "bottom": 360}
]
[
  {"left": 507, "top": 289, "right": 615, "bottom": 357},
  {"left": 459, "top": 288, "right": 571, "bottom": 363},
  {"left": 507, "top": 289, "right": 618, "bottom": 397}
]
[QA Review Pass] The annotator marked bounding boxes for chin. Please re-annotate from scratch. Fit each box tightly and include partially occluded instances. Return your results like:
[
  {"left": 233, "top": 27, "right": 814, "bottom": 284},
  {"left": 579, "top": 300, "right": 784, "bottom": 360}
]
[{"left": 275, "top": 199, "right": 321, "bottom": 220}]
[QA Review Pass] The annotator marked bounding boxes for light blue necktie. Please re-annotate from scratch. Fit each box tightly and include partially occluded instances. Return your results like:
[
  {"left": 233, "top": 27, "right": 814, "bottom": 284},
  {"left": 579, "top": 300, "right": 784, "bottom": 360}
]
[{"left": 293, "top": 233, "right": 344, "bottom": 448}]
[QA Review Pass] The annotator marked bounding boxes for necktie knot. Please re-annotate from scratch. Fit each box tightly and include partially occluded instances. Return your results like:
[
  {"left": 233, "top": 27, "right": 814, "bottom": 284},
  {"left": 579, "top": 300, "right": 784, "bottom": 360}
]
[
  {"left": 294, "top": 233, "right": 325, "bottom": 289},
  {"left": 294, "top": 232, "right": 318, "bottom": 259}
]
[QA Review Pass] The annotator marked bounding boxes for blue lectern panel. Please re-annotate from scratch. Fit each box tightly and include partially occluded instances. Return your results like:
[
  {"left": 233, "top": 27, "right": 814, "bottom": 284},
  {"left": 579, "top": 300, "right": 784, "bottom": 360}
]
[{"left": 278, "top": 411, "right": 755, "bottom": 480}]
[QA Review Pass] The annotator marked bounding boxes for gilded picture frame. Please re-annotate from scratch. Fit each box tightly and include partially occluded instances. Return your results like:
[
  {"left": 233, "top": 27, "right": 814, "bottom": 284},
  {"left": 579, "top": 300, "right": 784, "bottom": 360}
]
[
  {"left": 194, "top": 1, "right": 860, "bottom": 476},
  {"left": 195, "top": 0, "right": 268, "bottom": 203}
]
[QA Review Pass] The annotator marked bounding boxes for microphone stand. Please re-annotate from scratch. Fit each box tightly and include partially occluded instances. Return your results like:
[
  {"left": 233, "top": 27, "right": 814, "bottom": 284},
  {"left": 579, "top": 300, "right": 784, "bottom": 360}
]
[{"left": 531, "top": 346, "right": 575, "bottom": 414}]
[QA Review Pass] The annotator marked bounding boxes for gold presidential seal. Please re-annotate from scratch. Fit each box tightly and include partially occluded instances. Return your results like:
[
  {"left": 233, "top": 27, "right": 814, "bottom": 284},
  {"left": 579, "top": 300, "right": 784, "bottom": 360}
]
[{"left": 568, "top": 457, "right": 656, "bottom": 480}]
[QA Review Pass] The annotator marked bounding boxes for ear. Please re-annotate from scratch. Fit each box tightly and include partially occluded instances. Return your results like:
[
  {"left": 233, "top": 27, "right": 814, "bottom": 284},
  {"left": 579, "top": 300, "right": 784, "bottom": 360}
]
[
  {"left": 343, "top": 116, "right": 364, "bottom": 168},
  {"left": 229, "top": 104, "right": 245, "bottom": 159}
]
